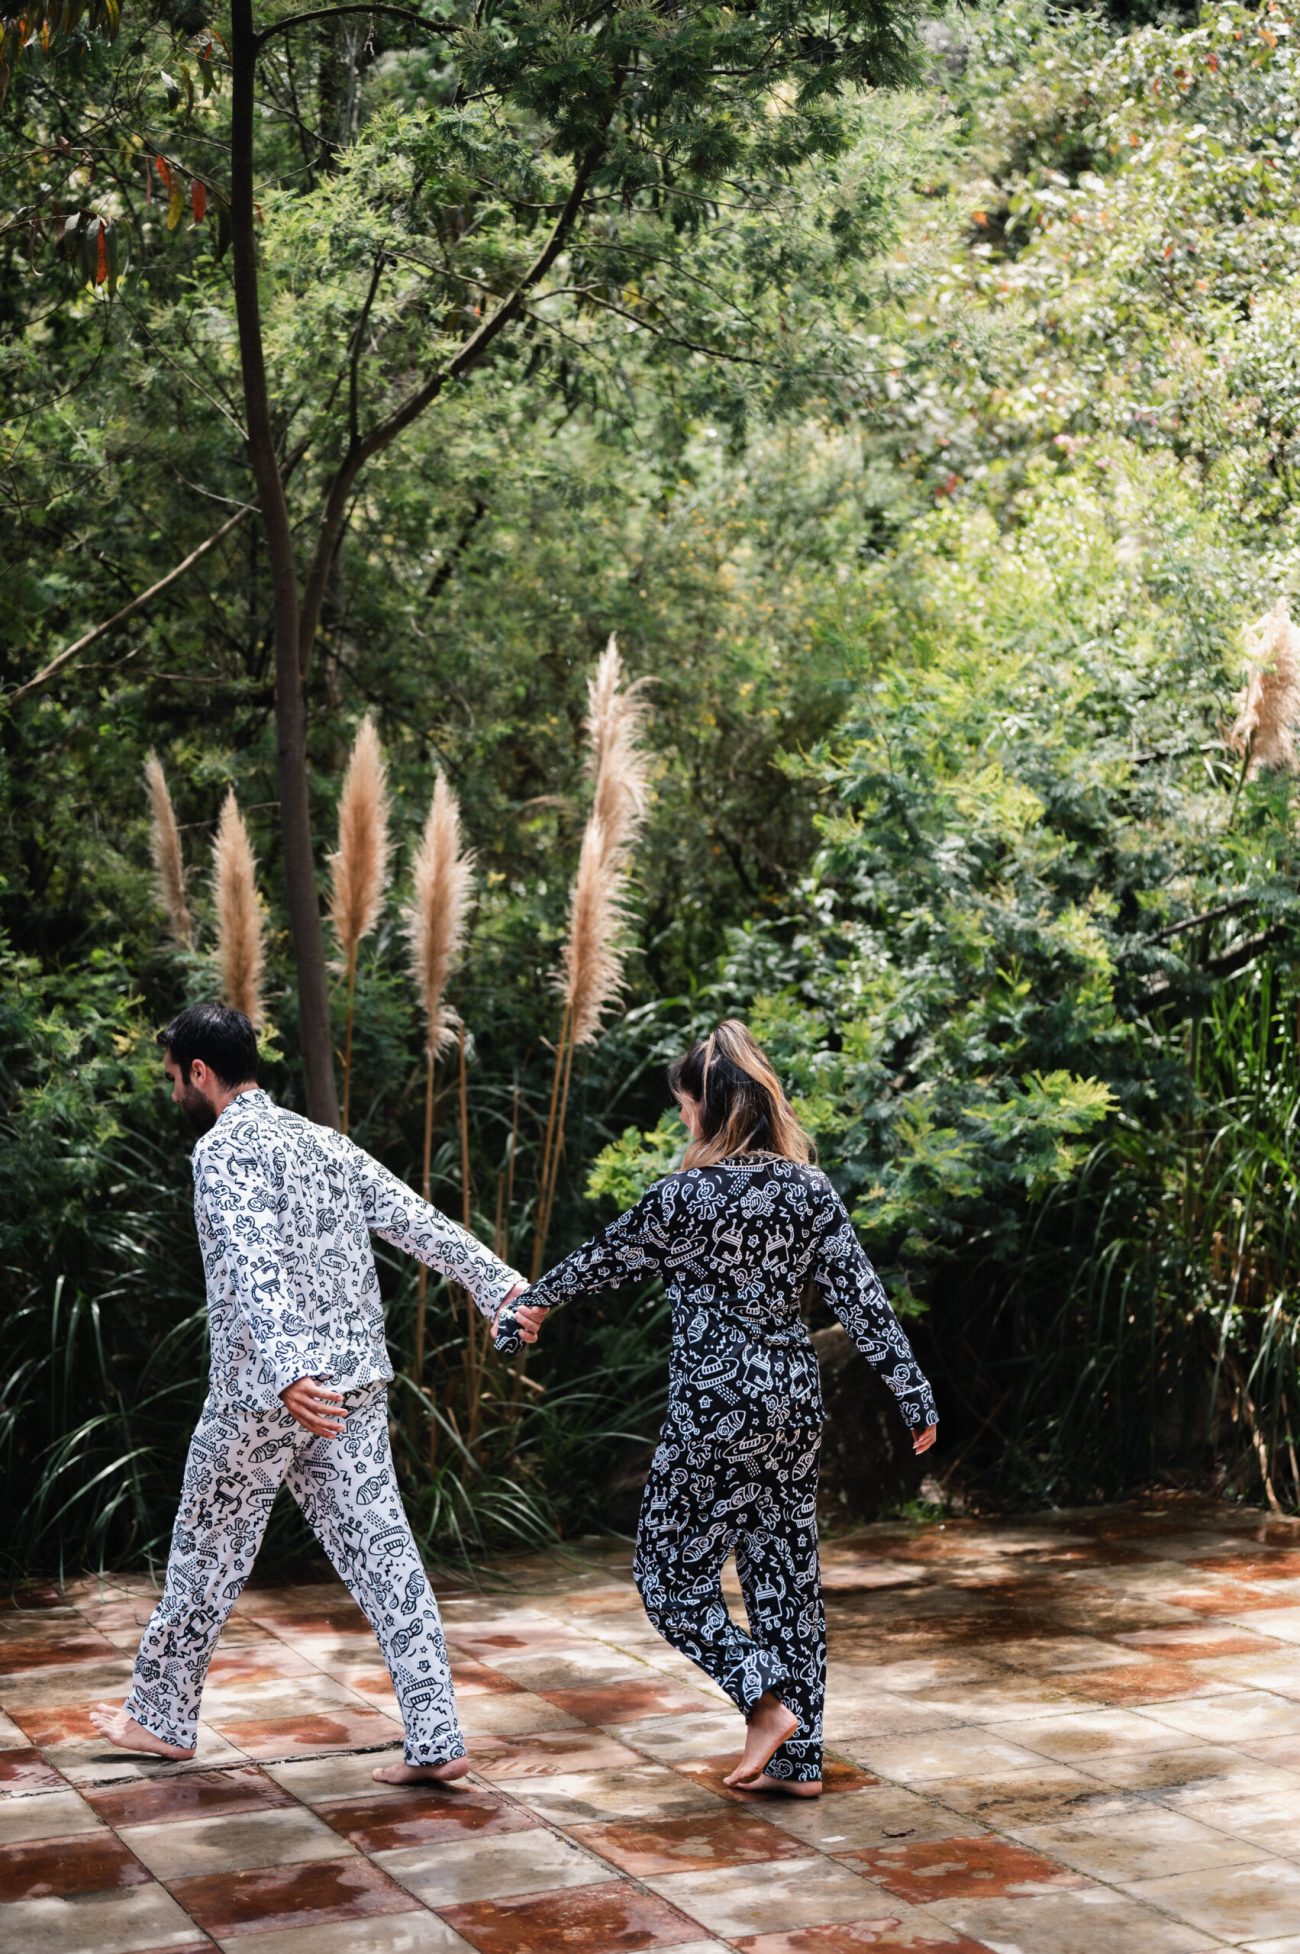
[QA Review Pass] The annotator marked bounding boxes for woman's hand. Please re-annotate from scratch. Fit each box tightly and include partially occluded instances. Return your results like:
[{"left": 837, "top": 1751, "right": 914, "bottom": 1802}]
[
  {"left": 913, "top": 1422, "right": 938, "bottom": 1456},
  {"left": 492, "top": 1286, "right": 549, "bottom": 1345},
  {"left": 280, "top": 1378, "right": 346, "bottom": 1438}
]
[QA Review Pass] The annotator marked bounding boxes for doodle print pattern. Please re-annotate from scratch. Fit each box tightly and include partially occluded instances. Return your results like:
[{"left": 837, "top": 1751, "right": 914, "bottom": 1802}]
[
  {"left": 635, "top": 1426, "right": 826, "bottom": 1781},
  {"left": 195, "top": 1088, "right": 523, "bottom": 1409},
  {"left": 496, "top": 1155, "right": 937, "bottom": 1441},
  {"left": 125, "top": 1383, "right": 464, "bottom": 1765}
]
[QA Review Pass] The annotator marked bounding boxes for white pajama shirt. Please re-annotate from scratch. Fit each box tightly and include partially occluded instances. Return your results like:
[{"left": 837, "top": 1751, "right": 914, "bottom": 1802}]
[{"left": 125, "top": 1089, "right": 522, "bottom": 1761}]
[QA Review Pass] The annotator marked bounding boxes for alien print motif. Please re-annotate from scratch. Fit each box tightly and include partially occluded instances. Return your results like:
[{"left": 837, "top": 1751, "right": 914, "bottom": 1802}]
[
  {"left": 497, "top": 1154, "right": 937, "bottom": 1443},
  {"left": 634, "top": 1425, "right": 826, "bottom": 1781},
  {"left": 194, "top": 1088, "right": 523, "bottom": 1409},
  {"left": 125, "top": 1383, "right": 465, "bottom": 1765}
]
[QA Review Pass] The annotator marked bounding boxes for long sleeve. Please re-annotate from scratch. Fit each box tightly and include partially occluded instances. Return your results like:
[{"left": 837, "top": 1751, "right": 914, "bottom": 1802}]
[
  {"left": 195, "top": 1135, "right": 331, "bottom": 1396},
  {"left": 349, "top": 1142, "right": 524, "bottom": 1319},
  {"left": 494, "top": 1181, "right": 672, "bottom": 1352},
  {"left": 812, "top": 1194, "right": 937, "bottom": 1432}
]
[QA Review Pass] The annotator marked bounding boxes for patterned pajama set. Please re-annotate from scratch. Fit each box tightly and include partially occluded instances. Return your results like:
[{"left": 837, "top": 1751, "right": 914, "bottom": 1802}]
[
  {"left": 125, "top": 1089, "right": 522, "bottom": 1764},
  {"left": 496, "top": 1155, "right": 936, "bottom": 1781}
]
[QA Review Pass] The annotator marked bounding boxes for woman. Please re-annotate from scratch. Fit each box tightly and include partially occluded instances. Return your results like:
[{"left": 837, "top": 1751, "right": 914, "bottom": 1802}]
[{"left": 495, "top": 1021, "right": 937, "bottom": 1797}]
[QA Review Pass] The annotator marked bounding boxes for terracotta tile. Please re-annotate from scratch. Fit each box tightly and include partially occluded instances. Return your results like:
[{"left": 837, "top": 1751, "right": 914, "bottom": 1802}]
[
  {"left": 7, "top": 1704, "right": 106, "bottom": 1747},
  {"left": 450, "top": 1658, "right": 526, "bottom": 1696},
  {"left": 323, "top": 1787, "right": 540, "bottom": 1850},
  {"left": 0, "top": 1881, "right": 206, "bottom": 1954},
  {"left": 844, "top": 1834, "right": 1086, "bottom": 1902},
  {"left": 120, "top": 1804, "right": 347, "bottom": 1879},
  {"left": 82, "top": 1763, "right": 295, "bottom": 1827},
  {"left": 1138, "top": 1689, "right": 1300, "bottom": 1743},
  {"left": 197, "top": 1917, "right": 469, "bottom": 1954},
  {"left": 0, "top": 1830, "right": 151, "bottom": 1900},
  {"left": 1166, "top": 1585, "right": 1296, "bottom": 1615},
  {"left": 0, "top": 1788, "right": 100, "bottom": 1845},
  {"left": 0, "top": 1658, "right": 135, "bottom": 1712},
  {"left": 0, "top": 1744, "right": 68, "bottom": 1791},
  {"left": 670, "top": 1753, "right": 876, "bottom": 1802},
  {"left": 938, "top": 1882, "right": 1225, "bottom": 1953},
  {"left": 214, "top": 1708, "right": 402, "bottom": 1758},
  {"left": 205, "top": 1650, "right": 320, "bottom": 1686},
  {"left": 167, "top": 1853, "right": 421, "bottom": 1937},
  {"left": 511, "top": 1764, "right": 726, "bottom": 1824},
  {"left": 1113, "top": 1624, "right": 1278, "bottom": 1658},
  {"left": 1122, "top": 1859, "right": 1300, "bottom": 1940},
  {"left": 570, "top": 1809, "right": 811, "bottom": 1876},
  {"left": 645, "top": 1856, "right": 890, "bottom": 1938},
  {"left": 1188, "top": 1550, "right": 1300, "bottom": 1582},
  {"left": 541, "top": 1680, "right": 718, "bottom": 1724},
  {"left": 735, "top": 1927, "right": 993, "bottom": 1953},
  {"left": 470, "top": 1728, "right": 645, "bottom": 1778},
  {"left": 375, "top": 1825, "right": 608, "bottom": 1905},
  {"left": 458, "top": 1690, "right": 580, "bottom": 1736},
  {"left": 0, "top": 1630, "right": 119, "bottom": 1669},
  {"left": 1013, "top": 1804, "right": 1263, "bottom": 1881},
  {"left": 1064, "top": 1661, "right": 1230, "bottom": 1705},
  {"left": 438, "top": 1877, "right": 702, "bottom": 1951}
]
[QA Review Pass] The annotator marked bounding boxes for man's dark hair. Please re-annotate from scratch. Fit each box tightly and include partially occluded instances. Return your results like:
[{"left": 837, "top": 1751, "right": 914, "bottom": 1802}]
[{"left": 158, "top": 1002, "right": 259, "bottom": 1086}]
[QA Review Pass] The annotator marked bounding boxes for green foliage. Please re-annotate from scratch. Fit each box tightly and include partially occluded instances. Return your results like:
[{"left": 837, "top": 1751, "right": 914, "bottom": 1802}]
[{"left": 12, "top": 0, "right": 1300, "bottom": 1573}]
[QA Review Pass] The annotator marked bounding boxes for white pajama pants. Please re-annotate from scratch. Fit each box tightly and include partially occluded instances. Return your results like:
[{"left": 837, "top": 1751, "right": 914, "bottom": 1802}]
[{"left": 124, "top": 1382, "right": 463, "bottom": 1765}]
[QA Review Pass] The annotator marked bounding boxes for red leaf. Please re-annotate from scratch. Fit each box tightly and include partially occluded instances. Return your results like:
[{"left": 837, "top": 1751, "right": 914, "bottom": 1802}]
[
  {"left": 155, "top": 154, "right": 173, "bottom": 191},
  {"left": 192, "top": 178, "right": 206, "bottom": 222},
  {"left": 96, "top": 221, "right": 108, "bottom": 286},
  {"left": 144, "top": 157, "right": 152, "bottom": 205}
]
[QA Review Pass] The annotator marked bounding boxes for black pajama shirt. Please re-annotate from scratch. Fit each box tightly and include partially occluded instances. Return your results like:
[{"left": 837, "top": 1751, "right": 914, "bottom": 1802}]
[{"left": 496, "top": 1154, "right": 937, "bottom": 1782}]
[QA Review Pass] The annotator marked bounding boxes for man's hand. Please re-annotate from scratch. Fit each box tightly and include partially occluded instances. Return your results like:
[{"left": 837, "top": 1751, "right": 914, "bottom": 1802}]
[
  {"left": 913, "top": 1422, "right": 938, "bottom": 1456},
  {"left": 281, "top": 1378, "right": 347, "bottom": 1438}
]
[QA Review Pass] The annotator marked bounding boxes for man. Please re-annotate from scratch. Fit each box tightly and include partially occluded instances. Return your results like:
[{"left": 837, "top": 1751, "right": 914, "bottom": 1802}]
[{"left": 91, "top": 1001, "right": 526, "bottom": 1786}]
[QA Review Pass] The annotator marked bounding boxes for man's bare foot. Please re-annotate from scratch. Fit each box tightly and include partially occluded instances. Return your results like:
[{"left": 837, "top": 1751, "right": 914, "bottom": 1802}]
[
  {"left": 722, "top": 1691, "right": 799, "bottom": 1787},
  {"left": 372, "top": 1756, "right": 471, "bottom": 1787},
  {"left": 737, "top": 1771, "right": 822, "bottom": 1797},
  {"left": 89, "top": 1702, "right": 195, "bottom": 1761}
]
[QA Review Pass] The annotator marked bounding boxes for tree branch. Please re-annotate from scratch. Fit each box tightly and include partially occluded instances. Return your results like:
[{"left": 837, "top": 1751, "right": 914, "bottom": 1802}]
[
  {"left": 296, "top": 108, "right": 618, "bottom": 677},
  {"left": 349, "top": 252, "right": 386, "bottom": 447},
  {"left": 7, "top": 506, "right": 251, "bottom": 707},
  {"left": 256, "top": 3, "right": 456, "bottom": 48}
]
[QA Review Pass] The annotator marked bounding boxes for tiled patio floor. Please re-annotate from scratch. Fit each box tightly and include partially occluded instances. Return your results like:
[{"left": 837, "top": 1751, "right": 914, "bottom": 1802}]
[{"left": 7, "top": 1501, "right": 1300, "bottom": 1952}]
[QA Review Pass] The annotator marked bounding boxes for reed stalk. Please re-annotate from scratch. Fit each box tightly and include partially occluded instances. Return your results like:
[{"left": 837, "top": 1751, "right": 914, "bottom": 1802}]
[
  {"left": 329, "top": 716, "right": 391, "bottom": 1133},
  {"left": 143, "top": 753, "right": 194, "bottom": 950},
  {"left": 211, "top": 789, "right": 265, "bottom": 1025},
  {"left": 404, "top": 772, "right": 475, "bottom": 1451},
  {"left": 532, "top": 637, "right": 651, "bottom": 1279}
]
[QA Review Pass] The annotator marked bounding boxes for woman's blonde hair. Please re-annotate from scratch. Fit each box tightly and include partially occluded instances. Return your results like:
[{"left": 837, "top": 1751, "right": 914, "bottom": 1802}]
[{"left": 667, "top": 1020, "right": 814, "bottom": 1169}]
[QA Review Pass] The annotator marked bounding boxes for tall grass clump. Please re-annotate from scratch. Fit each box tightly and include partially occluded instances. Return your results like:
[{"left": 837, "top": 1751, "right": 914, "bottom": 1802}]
[{"left": 143, "top": 753, "right": 194, "bottom": 950}]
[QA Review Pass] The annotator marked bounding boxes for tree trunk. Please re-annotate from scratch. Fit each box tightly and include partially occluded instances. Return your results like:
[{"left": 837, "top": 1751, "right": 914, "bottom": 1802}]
[{"left": 229, "top": 0, "right": 339, "bottom": 1126}]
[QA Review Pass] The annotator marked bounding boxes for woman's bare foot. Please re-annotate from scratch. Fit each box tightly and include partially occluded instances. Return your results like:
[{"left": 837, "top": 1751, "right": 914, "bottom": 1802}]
[
  {"left": 89, "top": 1702, "right": 195, "bottom": 1761},
  {"left": 737, "top": 1771, "right": 822, "bottom": 1797},
  {"left": 372, "top": 1756, "right": 471, "bottom": 1787},
  {"left": 722, "top": 1691, "right": 799, "bottom": 1787}
]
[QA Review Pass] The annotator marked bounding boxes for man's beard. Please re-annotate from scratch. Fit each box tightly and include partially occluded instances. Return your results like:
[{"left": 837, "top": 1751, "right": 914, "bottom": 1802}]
[{"left": 179, "top": 1083, "right": 218, "bottom": 1135}]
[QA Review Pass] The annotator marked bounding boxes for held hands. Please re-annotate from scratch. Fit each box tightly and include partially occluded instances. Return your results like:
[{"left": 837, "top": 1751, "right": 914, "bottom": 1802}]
[
  {"left": 492, "top": 1281, "right": 549, "bottom": 1352},
  {"left": 913, "top": 1422, "right": 938, "bottom": 1456},
  {"left": 281, "top": 1377, "right": 347, "bottom": 1438}
]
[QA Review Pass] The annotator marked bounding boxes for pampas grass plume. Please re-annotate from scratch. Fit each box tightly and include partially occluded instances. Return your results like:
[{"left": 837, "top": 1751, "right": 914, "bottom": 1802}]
[
  {"left": 330, "top": 714, "right": 391, "bottom": 960},
  {"left": 212, "top": 789, "right": 265, "bottom": 1025},
  {"left": 406, "top": 770, "right": 475, "bottom": 1056},
  {"left": 588, "top": 634, "right": 651, "bottom": 864},
  {"left": 563, "top": 812, "right": 628, "bottom": 1047},
  {"left": 144, "top": 751, "right": 194, "bottom": 949},
  {"left": 1233, "top": 599, "right": 1300, "bottom": 779}
]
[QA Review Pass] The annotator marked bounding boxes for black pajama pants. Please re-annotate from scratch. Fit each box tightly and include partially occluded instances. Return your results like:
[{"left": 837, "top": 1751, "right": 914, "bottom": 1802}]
[{"left": 633, "top": 1425, "right": 825, "bottom": 1782}]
